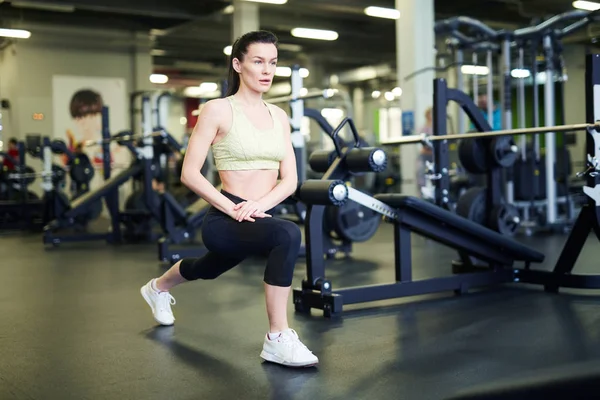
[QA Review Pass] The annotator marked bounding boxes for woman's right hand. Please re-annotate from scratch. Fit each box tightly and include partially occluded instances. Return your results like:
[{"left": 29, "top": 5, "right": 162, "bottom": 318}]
[{"left": 227, "top": 203, "right": 271, "bottom": 222}]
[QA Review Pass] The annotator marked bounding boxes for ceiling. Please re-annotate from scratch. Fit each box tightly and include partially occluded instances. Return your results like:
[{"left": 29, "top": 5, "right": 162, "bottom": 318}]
[{"left": 0, "top": 0, "right": 597, "bottom": 89}]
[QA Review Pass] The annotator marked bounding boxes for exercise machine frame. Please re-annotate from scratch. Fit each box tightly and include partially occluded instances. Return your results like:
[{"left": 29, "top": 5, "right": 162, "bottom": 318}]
[{"left": 293, "top": 53, "right": 600, "bottom": 317}]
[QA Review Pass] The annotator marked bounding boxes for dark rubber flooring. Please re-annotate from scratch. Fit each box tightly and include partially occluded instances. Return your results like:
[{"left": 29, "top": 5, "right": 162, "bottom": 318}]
[{"left": 2, "top": 223, "right": 600, "bottom": 400}]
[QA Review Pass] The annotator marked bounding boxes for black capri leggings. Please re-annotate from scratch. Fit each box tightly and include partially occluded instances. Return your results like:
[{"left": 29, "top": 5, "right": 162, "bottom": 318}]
[{"left": 179, "top": 190, "right": 302, "bottom": 287}]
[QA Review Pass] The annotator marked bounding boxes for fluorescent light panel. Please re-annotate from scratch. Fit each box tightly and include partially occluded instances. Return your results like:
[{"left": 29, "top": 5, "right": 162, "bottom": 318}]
[
  {"left": 364, "top": 6, "right": 400, "bottom": 20},
  {"left": 461, "top": 65, "right": 489, "bottom": 75},
  {"left": 291, "top": 27, "right": 338, "bottom": 41},
  {"left": 0, "top": 28, "right": 31, "bottom": 39},
  {"left": 244, "top": 0, "right": 287, "bottom": 4},
  {"left": 149, "top": 74, "right": 168, "bottom": 84},
  {"left": 573, "top": 1, "right": 600, "bottom": 11},
  {"left": 511, "top": 69, "right": 531, "bottom": 78},
  {"left": 199, "top": 82, "right": 218, "bottom": 92},
  {"left": 275, "top": 67, "right": 309, "bottom": 78}
]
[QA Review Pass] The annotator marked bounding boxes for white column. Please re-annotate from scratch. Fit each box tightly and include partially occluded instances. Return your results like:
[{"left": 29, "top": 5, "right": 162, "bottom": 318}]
[
  {"left": 232, "top": 0, "right": 259, "bottom": 39},
  {"left": 396, "top": 0, "right": 435, "bottom": 196},
  {"left": 353, "top": 87, "right": 365, "bottom": 133}
]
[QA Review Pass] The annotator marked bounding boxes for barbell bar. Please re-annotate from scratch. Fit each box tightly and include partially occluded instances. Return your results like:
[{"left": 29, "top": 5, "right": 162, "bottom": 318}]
[
  {"left": 265, "top": 88, "right": 339, "bottom": 105},
  {"left": 381, "top": 122, "right": 600, "bottom": 146},
  {"left": 81, "top": 130, "right": 166, "bottom": 147}
]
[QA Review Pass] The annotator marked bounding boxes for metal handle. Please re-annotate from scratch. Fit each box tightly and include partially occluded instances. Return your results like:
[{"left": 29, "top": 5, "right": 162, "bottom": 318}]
[{"left": 330, "top": 117, "right": 361, "bottom": 158}]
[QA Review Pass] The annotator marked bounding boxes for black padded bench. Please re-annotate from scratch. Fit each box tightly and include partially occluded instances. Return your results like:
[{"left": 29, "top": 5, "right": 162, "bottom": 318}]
[
  {"left": 66, "top": 164, "right": 142, "bottom": 219},
  {"left": 374, "top": 194, "right": 545, "bottom": 265},
  {"left": 293, "top": 191, "right": 546, "bottom": 318}
]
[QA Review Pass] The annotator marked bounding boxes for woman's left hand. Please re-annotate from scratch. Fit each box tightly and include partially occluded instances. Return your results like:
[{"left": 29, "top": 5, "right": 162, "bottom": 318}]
[{"left": 233, "top": 200, "right": 270, "bottom": 222}]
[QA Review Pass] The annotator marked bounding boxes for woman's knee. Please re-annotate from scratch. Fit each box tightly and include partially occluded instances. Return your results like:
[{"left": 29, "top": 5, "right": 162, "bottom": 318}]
[
  {"left": 276, "top": 220, "right": 302, "bottom": 251},
  {"left": 263, "top": 221, "right": 302, "bottom": 287}
]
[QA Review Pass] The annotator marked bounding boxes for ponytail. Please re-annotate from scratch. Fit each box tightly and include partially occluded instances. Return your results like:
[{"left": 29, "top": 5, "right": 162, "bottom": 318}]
[{"left": 225, "top": 53, "right": 240, "bottom": 97}]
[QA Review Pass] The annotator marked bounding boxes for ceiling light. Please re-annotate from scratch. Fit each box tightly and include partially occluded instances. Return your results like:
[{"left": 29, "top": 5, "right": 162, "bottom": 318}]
[
  {"left": 275, "top": 67, "right": 309, "bottom": 78},
  {"left": 364, "top": 6, "right": 400, "bottom": 20},
  {"left": 300, "top": 88, "right": 308, "bottom": 96},
  {"left": 184, "top": 87, "right": 203, "bottom": 97},
  {"left": 321, "top": 108, "right": 344, "bottom": 120},
  {"left": 223, "top": 5, "right": 234, "bottom": 14},
  {"left": 0, "top": 29, "right": 31, "bottom": 39},
  {"left": 149, "top": 74, "right": 168, "bottom": 84},
  {"left": 275, "top": 67, "right": 292, "bottom": 77},
  {"left": 224, "top": 45, "right": 232, "bottom": 56},
  {"left": 573, "top": 1, "right": 600, "bottom": 11},
  {"left": 460, "top": 65, "right": 489, "bottom": 75},
  {"left": 371, "top": 90, "right": 381, "bottom": 99},
  {"left": 324, "top": 89, "right": 336, "bottom": 98},
  {"left": 150, "top": 49, "right": 166, "bottom": 56},
  {"left": 244, "top": 0, "right": 287, "bottom": 4},
  {"left": 12, "top": 1, "right": 75, "bottom": 12},
  {"left": 384, "top": 92, "right": 395, "bottom": 101},
  {"left": 511, "top": 69, "right": 531, "bottom": 79},
  {"left": 291, "top": 28, "right": 338, "bottom": 41},
  {"left": 184, "top": 85, "right": 220, "bottom": 98},
  {"left": 392, "top": 87, "right": 403, "bottom": 97},
  {"left": 199, "top": 82, "right": 218, "bottom": 92}
]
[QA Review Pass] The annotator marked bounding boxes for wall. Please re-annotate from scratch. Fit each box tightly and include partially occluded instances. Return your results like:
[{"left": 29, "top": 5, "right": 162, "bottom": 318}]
[
  {"left": 0, "top": 24, "right": 154, "bottom": 202},
  {"left": 0, "top": 44, "right": 20, "bottom": 145},
  {"left": 562, "top": 44, "right": 587, "bottom": 169},
  {"left": 14, "top": 42, "right": 151, "bottom": 140}
]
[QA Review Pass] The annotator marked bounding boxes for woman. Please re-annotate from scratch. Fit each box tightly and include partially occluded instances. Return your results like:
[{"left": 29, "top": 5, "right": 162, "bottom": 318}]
[{"left": 140, "top": 30, "right": 318, "bottom": 368}]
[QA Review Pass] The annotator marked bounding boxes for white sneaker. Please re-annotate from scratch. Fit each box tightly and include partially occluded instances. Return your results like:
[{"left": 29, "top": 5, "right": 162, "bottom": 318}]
[
  {"left": 140, "top": 279, "right": 176, "bottom": 326},
  {"left": 260, "top": 329, "right": 319, "bottom": 368}
]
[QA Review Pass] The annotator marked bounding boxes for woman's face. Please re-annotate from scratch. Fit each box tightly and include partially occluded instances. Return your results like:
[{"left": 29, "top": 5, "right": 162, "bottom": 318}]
[
  {"left": 74, "top": 113, "right": 102, "bottom": 142},
  {"left": 234, "top": 42, "right": 278, "bottom": 94}
]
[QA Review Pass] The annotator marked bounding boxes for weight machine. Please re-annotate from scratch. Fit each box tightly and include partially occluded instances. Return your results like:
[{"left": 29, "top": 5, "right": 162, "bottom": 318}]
[
  {"left": 293, "top": 53, "right": 600, "bottom": 318},
  {"left": 437, "top": 10, "right": 600, "bottom": 235},
  {"left": 43, "top": 106, "right": 121, "bottom": 245}
]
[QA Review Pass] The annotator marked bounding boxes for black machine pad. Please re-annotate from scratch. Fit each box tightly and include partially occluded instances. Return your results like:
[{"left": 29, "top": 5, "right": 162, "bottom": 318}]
[{"left": 374, "top": 194, "right": 544, "bottom": 263}]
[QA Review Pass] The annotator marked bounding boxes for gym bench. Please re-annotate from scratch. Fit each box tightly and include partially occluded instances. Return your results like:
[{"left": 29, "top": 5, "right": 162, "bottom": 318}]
[{"left": 295, "top": 180, "right": 544, "bottom": 317}]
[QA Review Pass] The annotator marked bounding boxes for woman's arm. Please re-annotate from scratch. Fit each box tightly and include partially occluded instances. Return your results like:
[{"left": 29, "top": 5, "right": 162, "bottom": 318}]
[
  {"left": 257, "top": 106, "right": 298, "bottom": 211},
  {"left": 180, "top": 99, "right": 236, "bottom": 215}
]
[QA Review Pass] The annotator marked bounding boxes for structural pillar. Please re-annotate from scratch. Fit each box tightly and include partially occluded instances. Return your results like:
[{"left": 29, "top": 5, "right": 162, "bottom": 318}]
[
  {"left": 396, "top": 0, "right": 435, "bottom": 196},
  {"left": 232, "top": 0, "right": 259, "bottom": 40}
]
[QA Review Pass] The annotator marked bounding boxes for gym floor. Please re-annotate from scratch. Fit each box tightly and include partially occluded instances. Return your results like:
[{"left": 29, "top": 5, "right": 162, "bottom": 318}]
[{"left": 2, "top": 224, "right": 600, "bottom": 400}]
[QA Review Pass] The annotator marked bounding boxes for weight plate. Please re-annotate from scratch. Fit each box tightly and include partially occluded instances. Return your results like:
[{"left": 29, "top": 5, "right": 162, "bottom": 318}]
[
  {"left": 69, "top": 154, "right": 95, "bottom": 184},
  {"left": 50, "top": 139, "right": 67, "bottom": 155},
  {"left": 330, "top": 199, "right": 380, "bottom": 242},
  {"left": 458, "top": 138, "right": 488, "bottom": 174},
  {"left": 52, "top": 164, "right": 67, "bottom": 187},
  {"left": 455, "top": 187, "right": 487, "bottom": 225},
  {"left": 488, "top": 204, "right": 520, "bottom": 236},
  {"left": 490, "top": 137, "right": 518, "bottom": 168}
]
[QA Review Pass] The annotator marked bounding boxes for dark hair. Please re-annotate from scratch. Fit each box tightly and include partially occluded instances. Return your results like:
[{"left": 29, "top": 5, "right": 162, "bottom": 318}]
[
  {"left": 225, "top": 30, "right": 278, "bottom": 97},
  {"left": 8, "top": 137, "right": 17, "bottom": 145},
  {"left": 70, "top": 89, "right": 103, "bottom": 119}
]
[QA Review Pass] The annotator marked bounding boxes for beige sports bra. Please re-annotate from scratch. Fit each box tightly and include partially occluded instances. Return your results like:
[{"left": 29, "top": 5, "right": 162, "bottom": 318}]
[{"left": 211, "top": 96, "right": 286, "bottom": 171}]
